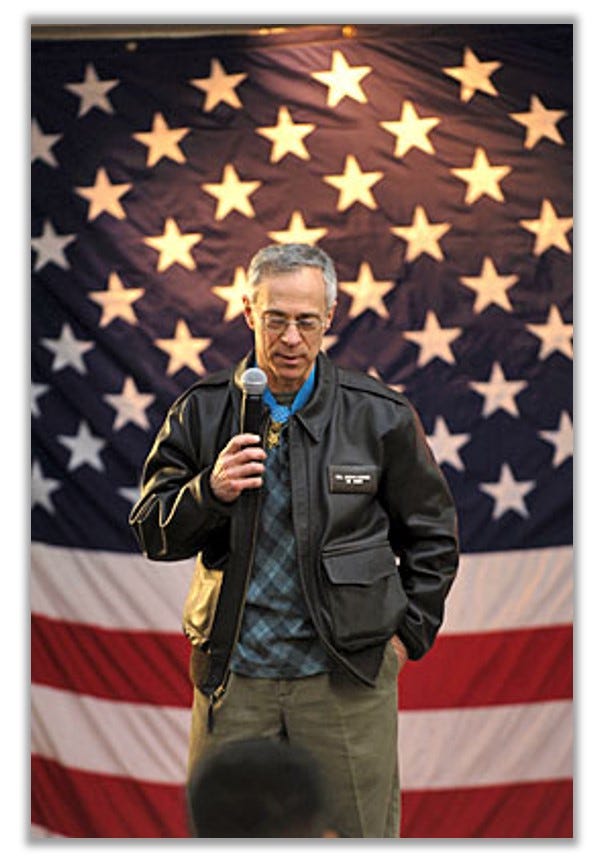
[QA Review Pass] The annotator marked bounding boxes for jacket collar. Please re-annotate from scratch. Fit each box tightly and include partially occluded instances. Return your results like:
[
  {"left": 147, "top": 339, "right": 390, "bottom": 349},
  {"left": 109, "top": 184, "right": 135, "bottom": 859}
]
[
  {"left": 231, "top": 351, "right": 335, "bottom": 444},
  {"left": 296, "top": 352, "right": 336, "bottom": 443}
]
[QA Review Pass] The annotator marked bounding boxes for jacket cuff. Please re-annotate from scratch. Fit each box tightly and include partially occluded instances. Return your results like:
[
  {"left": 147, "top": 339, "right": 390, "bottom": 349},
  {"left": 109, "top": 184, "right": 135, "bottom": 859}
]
[{"left": 396, "top": 621, "right": 427, "bottom": 661}]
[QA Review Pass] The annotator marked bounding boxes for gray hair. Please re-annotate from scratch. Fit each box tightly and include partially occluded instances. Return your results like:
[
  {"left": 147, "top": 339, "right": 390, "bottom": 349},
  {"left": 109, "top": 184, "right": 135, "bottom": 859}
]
[{"left": 246, "top": 243, "right": 338, "bottom": 308}]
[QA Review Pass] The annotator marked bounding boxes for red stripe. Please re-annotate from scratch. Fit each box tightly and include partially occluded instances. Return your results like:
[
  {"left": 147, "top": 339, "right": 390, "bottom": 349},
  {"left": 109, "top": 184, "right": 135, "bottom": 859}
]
[
  {"left": 31, "top": 755, "right": 189, "bottom": 838},
  {"left": 401, "top": 779, "right": 573, "bottom": 838},
  {"left": 31, "top": 614, "right": 191, "bottom": 707},
  {"left": 31, "top": 755, "right": 571, "bottom": 838},
  {"left": 32, "top": 615, "right": 572, "bottom": 710},
  {"left": 399, "top": 625, "right": 573, "bottom": 709}
]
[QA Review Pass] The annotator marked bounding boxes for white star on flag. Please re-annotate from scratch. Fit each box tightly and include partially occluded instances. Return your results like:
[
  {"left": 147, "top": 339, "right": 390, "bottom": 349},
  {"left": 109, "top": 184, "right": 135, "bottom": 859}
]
[
  {"left": 58, "top": 420, "right": 106, "bottom": 472},
  {"left": 443, "top": 46, "right": 502, "bottom": 103},
  {"left": 103, "top": 377, "right": 155, "bottom": 431},
  {"left": 480, "top": 462, "right": 536, "bottom": 520},
  {"left": 451, "top": 147, "right": 512, "bottom": 204},
  {"left": 118, "top": 486, "right": 141, "bottom": 506},
  {"left": 144, "top": 218, "right": 202, "bottom": 272},
  {"left": 367, "top": 367, "right": 404, "bottom": 393},
  {"left": 339, "top": 261, "right": 394, "bottom": 319},
  {"left": 268, "top": 211, "right": 328, "bottom": 245},
  {"left": 427, "top": 416, "right": 470, "bottom": 471},
  {"left": 190, "top": 58, "right": 247, "bottom": 111},
  {"left": 321, "top": 333, "right": 339, "bottom": 353},
  {"left": 155, "top": 319, "right": 211, "bottom": 376},
  {"left": 509, "top": 94, "right": 567, "bottom": 149},
  {"left": 311, "top": 50, "right": 372, "bottom": 107},
  {"left": 403, "top": 310, "right": 461, "bottom": 367},
  {"left": 88, "top": 272, "right": 145, "bottom": 326},
  {"left": 31, "top": 220, "right": 76, "bottom": 272},
  {"left": 526, "top": 305, "right": 573, "bottom": 360},
  {"left": 390, "top": 206, "right": 451, "bottom": 261},
  {"left": 256, "top": 106, "right": 316, "bottom": 162},
  {"left": 519, "top": 198, "right": 573, "bottom": 256},
  {"left": 470, "top": 362, "right": 528, "bottom": 417},
  {"left": 41, "top": 323, "right": 94, "bottom": 375},
  {"left": 202, "top": 163, "right": 261, "bottom": 220},
  {"left": 539, "top": 411, "right": 573, "bottom": 467},
  {"left": 212, "top": 267, "right": 248, "bottom": 321},
  {"left": 380, "top": 100, "right": 441, "bottom": 158},
  {"left": 459, "top": 256, "right": 519, "bottom": 312},
  {"left": 323, "top": 154, "right": 383, "bottom": 211},
  {"left": 31, "top": 119, "right": 61, "bottom": 167},
  {"left": 76, "top": 167, "right": 132, "bottom": 221},
  {"left": 133, "top": 112, "right": 190, "bottom": 166},
  {"left": 65, "top": 63, "right": 119, "bottom": 116},
  {"left": 31, "top": 382, "right": 49, "bottom": 418},
  {"left": 31, "top": 461, "right": 61, "bottom": 514}
]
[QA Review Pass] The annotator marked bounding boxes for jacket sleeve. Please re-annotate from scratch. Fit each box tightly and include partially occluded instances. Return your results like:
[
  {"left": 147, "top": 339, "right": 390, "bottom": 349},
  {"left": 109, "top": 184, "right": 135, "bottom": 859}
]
[
  {"left": 129, "top": 390, "right": 233, "bottom": 562},
  {"left": 381, "top": 402, "right": 460, "bottom": 660}
]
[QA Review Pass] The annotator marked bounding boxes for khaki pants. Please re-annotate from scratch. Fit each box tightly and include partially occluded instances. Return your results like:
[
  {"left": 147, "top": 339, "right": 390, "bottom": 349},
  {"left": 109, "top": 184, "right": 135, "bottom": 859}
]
[{"left": 188, "top": 643, "right": 401, "bottom": 838}]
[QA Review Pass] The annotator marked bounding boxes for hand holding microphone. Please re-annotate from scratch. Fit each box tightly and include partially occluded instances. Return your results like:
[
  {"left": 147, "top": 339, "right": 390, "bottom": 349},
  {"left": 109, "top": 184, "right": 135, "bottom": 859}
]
[{"left": 210, "top": 368, "right": 268, "bottom": 503}]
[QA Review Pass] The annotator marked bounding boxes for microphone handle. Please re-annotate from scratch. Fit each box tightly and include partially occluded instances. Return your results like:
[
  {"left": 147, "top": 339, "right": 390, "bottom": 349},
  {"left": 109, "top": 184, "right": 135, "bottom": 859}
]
[{"left": 241, "top": 393, "right": 264, "bottom": 437}]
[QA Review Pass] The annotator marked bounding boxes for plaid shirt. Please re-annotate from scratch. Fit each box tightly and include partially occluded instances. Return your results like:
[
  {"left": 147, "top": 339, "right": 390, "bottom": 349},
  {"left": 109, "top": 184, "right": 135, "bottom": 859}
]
[{"left": 231, "top": 418, "right": 331, "bottom": 679}]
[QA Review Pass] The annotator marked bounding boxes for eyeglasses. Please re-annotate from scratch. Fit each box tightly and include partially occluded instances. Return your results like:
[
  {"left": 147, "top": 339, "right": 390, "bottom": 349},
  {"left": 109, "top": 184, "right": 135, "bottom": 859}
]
[{"left": 258, "top": 311, "right": 325, "bottom": 335}]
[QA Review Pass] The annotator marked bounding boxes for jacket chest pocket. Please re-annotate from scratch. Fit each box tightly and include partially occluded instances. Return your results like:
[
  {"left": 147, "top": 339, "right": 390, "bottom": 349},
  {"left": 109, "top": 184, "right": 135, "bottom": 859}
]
[{"left": 321, "top": 540, "right": 407, "bottom": 652}]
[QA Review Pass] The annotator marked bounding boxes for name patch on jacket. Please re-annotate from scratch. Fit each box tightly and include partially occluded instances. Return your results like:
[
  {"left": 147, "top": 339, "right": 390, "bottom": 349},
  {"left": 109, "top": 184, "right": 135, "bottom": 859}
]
[{"left": 329, "top": 465, "right": 378, "bottom": 494}]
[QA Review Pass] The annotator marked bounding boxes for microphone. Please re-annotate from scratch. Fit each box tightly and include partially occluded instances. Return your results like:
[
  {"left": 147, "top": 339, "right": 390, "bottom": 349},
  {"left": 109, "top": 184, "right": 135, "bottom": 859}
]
[{"left": 240, "top": 367, "right": 267, "bottom": 437}]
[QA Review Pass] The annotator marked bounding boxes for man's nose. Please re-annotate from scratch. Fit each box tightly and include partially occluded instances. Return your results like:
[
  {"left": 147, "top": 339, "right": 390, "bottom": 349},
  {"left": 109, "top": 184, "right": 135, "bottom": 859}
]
[{"left": 280, "top": 321, "right": 302, "bottom": 344}]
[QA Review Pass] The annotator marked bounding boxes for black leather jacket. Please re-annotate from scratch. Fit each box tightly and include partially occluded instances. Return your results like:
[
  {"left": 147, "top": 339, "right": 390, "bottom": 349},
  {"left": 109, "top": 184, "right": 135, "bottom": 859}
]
[{"left": 129, "top": 352, "right": 459, "bottom": 703}]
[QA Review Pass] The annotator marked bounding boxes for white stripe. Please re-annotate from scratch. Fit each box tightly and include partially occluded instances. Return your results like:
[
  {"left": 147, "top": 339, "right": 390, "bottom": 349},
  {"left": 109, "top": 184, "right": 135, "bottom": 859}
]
[
  {"left": 442, "top": 545, "right": 573, "bottom": 634},
  {"left": 32, "top": 683, "right": 571, "bottom": 792},
  {"left": 399, "top": 699, "right": 573, "bottom": 790},
  {"left": 31, "top": 684, "right": 189, "bottom": 784},
  {"left": 31, "top": 542, "right": 573, "bottom": 633},
  {"left": 30, "top": 542, "right": 192, "bottom": 631}
]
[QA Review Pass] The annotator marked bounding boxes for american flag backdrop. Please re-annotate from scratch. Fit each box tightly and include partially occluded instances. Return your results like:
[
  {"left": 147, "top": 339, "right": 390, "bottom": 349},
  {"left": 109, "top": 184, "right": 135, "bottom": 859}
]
[{"left": 31, "top": 23, "right": 573, "bottom": 838}]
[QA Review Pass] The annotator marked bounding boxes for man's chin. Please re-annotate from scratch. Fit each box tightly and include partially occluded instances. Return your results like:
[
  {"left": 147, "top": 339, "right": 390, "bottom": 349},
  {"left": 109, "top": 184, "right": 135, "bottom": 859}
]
[{"left": 271, "top": 359, "right": 309, "bottom": 391}]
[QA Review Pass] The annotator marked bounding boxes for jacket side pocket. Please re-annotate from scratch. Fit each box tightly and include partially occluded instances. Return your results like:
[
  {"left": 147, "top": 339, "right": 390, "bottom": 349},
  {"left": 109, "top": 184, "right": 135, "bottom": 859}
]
[{"left": 321, "top": 541, "right": 407, "bottom": 651}]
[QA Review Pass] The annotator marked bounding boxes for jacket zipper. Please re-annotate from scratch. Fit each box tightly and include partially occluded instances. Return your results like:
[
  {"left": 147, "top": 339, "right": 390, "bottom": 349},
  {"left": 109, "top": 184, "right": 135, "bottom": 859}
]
[{"left": 206, "top": 413, "right": 269, "bottom": 729}]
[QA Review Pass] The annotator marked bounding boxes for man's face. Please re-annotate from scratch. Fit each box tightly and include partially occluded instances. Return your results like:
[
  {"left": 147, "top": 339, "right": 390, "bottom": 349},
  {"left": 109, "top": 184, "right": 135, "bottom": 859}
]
[{"left": 243, "top": 266, "right": 334, "bottom": 393}]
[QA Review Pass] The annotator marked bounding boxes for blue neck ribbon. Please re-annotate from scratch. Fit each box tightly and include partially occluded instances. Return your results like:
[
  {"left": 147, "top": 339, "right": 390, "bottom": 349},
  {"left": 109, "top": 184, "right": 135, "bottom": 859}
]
[{"left": 261, "top": 364, "right": 316, "bottom": 424}]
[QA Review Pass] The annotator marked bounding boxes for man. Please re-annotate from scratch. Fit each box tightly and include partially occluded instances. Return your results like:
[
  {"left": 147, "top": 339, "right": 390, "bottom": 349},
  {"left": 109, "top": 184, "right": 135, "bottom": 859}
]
[
  {"left": 187, "top": 737, "right": 335, "bottom": 838},
  {"left": 129, "top": 243, "right": 459, "bottom": 838}
]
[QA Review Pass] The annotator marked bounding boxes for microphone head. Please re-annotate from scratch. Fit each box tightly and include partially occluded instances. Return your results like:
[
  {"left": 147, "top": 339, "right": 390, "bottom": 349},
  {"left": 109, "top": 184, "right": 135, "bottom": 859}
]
[{"left": 242, "top": 367, "right": 268, "bottom": 396}]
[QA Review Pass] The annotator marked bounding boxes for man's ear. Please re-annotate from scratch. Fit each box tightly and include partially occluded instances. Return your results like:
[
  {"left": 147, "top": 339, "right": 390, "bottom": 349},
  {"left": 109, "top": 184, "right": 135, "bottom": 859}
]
[{"left": 242, "top": 294, "right": 255, "bottom": 331}]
